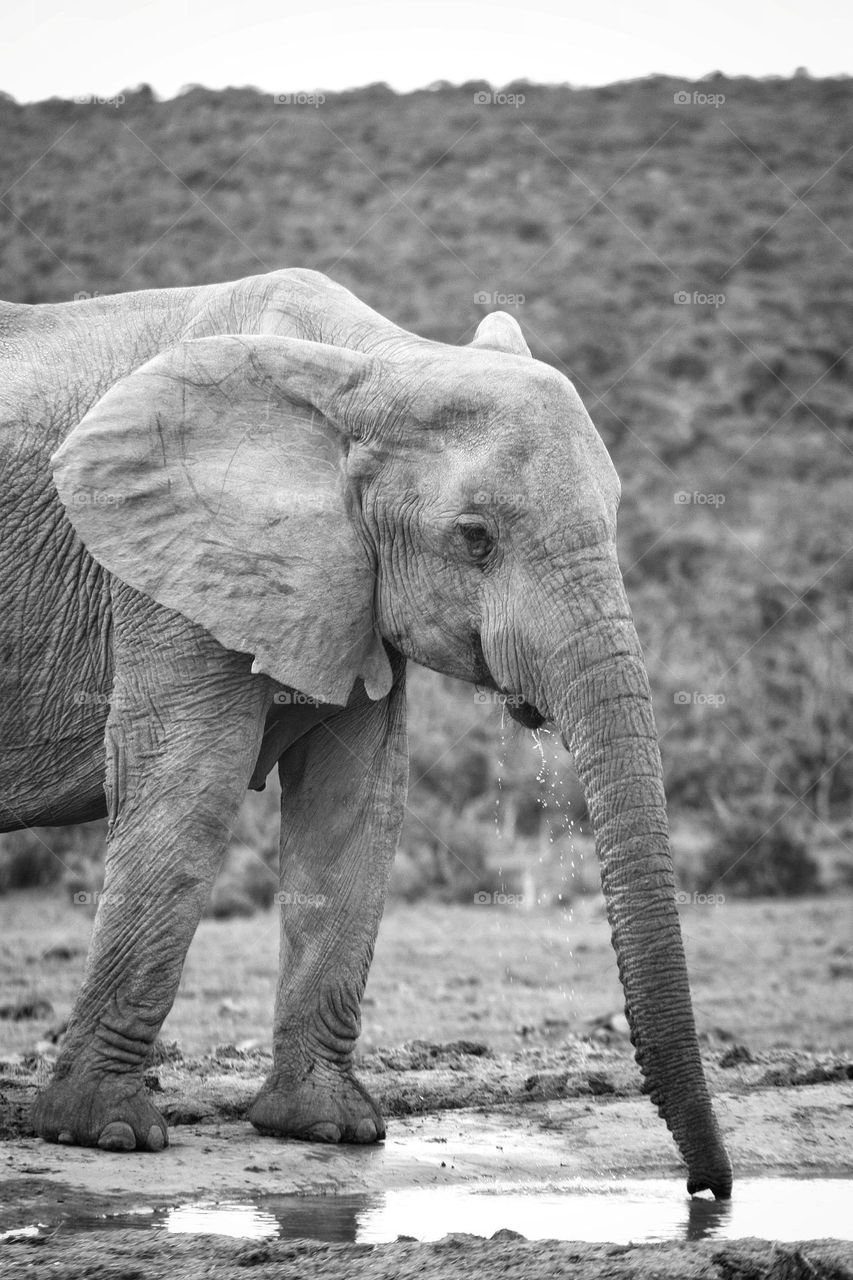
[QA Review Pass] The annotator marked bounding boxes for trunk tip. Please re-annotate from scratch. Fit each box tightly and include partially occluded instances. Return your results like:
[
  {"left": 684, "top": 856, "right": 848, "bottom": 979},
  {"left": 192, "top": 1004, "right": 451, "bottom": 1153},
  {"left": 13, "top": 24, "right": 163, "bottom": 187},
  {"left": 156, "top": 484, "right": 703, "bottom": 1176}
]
[{"left": 687, "top": 1168, "right": 734, "bottom": 1200}]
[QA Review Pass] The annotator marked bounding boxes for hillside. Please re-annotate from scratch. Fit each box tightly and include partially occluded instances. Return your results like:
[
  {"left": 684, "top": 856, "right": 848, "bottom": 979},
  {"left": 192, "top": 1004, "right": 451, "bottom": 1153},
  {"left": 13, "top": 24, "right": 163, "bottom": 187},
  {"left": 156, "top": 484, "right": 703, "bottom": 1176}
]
[{"left": 1, "top": 74, "right": 851, "bottom": 898}]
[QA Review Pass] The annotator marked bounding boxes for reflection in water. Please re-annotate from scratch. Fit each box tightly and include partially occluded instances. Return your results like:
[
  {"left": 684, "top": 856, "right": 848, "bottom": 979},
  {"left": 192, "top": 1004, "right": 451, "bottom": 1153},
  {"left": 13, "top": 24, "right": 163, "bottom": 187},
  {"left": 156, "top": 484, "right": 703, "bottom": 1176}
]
[
  {"left": 166, "top": 1202, "right": 280, "bottom": 1240},
  {"left": 166, "top": 1193, "right": 373, "bottom": 1243},
  {"left": 6, "top": 1178, "right": 852, "bottom": 1245},
  {"left": 355, "top": 1182, "right": 701, "bottom": 1244},
  {"left": 686, "top": 1193, "right": 733, "bottom": 1242},
  {"left": 161, "top": 1179, "right": 853, "bottom": 1245},
  {"left": 0, "top": 1225, "right": 41, "bottom": 1241},
  {"left": 354, "top": 1179, "right": 851, "bottom": 1245}
]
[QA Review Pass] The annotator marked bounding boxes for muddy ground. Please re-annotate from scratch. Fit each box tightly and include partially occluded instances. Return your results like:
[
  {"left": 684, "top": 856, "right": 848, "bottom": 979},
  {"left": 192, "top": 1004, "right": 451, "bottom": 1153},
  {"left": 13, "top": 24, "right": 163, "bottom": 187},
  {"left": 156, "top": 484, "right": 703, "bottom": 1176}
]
[
  {"left": 2, "top": 1230, "right": 853, "bottom": 1280},
  {"left": 1, "top": 893, "right": 852, "bottom": 1277}
]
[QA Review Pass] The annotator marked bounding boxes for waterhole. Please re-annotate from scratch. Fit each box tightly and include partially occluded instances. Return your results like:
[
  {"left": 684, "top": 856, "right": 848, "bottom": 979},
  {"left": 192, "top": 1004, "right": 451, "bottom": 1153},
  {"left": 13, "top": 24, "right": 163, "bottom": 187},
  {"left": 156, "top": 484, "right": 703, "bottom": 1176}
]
[{"left": 2, "top": 1177, "right": 850, "bottom": 1245}]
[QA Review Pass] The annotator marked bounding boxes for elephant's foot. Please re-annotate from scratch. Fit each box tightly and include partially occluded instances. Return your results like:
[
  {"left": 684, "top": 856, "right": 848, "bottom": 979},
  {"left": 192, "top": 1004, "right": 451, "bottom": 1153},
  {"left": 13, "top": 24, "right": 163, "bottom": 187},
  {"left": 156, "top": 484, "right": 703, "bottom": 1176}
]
[
  {"left": 32, "top": 1072, "right": 168, "bottom": 1152},
  {"left": 249, "top": 1067, "right": 385, "bottom": 1143}
]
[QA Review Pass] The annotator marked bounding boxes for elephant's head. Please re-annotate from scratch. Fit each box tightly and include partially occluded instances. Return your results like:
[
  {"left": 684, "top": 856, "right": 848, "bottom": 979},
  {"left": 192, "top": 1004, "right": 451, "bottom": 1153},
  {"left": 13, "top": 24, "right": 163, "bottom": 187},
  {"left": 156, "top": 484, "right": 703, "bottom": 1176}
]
[
  {"left": 51, "top": 286, "right": 732, "bottom": 1198},
  {"left": 355, "top": 315, "right": 732, "bottom": 1199}
]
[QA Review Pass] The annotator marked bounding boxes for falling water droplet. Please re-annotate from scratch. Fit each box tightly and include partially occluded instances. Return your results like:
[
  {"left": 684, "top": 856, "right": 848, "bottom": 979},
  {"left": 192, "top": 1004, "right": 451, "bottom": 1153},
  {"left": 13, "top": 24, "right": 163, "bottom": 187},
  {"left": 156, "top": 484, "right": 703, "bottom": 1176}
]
[{"left": 494, "top": 725, "right": 508, "bottom": 840}]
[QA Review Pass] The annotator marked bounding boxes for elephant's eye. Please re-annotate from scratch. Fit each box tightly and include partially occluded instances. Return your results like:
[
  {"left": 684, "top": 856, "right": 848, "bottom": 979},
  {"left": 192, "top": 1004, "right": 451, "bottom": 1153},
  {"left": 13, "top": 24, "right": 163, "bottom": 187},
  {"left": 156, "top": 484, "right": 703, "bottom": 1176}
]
[{"left": 456, "top": 518, "right": 495, "bottom": 564}]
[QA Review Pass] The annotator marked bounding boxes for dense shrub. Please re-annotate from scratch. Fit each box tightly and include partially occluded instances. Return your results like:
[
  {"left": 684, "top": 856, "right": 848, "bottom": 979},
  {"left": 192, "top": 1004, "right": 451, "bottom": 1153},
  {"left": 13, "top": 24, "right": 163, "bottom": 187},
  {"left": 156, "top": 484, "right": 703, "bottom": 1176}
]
[
  {"left": 696, "top": 804, "right": 821, "bottom": 898},
  {"left": 2, "top": 75, "right": 851, "bottom": 899},
  {"left": 0, "top": 822, "right": 106, "bottom": 894}
]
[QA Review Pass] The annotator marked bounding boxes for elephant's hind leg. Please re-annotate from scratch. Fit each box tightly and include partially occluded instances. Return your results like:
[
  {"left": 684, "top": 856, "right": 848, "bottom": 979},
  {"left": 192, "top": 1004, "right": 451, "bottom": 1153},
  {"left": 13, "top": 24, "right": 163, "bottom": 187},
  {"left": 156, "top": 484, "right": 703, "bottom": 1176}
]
[
  {"left": 249, "top": 653, "right": 407, "bottom": 1144},
  {"left": 32, "top": 588, "right": 271, "bottom": 1152}
]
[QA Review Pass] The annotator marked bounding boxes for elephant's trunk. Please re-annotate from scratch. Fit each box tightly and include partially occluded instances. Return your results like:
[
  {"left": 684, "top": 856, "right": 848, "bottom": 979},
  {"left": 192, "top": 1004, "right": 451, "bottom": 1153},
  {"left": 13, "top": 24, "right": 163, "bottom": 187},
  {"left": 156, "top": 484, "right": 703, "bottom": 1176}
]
[{"left": 534, "top": 572, "right": 732, "bottom": 1198}]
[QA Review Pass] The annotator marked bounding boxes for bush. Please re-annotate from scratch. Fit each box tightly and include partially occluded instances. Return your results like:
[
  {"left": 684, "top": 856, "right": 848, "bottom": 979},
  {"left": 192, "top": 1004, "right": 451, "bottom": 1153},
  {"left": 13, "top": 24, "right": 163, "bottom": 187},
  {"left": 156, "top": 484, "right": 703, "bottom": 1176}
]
[
  {"left": 0, "top": 821, "right": 106, "bottom": 894},
  {"left": 696, "top": 803, "right": 821, "bottom": 897}
]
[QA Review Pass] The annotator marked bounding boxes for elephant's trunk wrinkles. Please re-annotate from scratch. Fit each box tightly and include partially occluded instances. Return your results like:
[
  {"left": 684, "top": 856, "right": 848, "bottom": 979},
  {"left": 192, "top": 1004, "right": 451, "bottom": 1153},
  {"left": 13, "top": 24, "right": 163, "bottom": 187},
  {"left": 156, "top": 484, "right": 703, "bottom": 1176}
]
[{"left": 537, "top": 571, "right": 733, "bottom": 1199}]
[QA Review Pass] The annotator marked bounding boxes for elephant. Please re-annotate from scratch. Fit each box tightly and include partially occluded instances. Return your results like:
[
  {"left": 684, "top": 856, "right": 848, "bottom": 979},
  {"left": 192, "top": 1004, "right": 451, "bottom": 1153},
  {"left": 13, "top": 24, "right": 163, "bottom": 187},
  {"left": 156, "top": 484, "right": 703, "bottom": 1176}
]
[{"left": 0, "top": 267, "right": 732, "bottom": 1198}]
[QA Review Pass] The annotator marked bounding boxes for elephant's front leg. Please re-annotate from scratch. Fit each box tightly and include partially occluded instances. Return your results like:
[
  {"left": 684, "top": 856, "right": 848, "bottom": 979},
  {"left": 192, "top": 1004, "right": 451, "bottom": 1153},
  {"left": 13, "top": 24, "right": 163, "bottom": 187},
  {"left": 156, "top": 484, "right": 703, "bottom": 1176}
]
[
  {"left": 250, "top": 655, "right": 407, "bottom": 1144},
  {"left": 32, "top": 591, "right": 270, "bottom": 1151}
]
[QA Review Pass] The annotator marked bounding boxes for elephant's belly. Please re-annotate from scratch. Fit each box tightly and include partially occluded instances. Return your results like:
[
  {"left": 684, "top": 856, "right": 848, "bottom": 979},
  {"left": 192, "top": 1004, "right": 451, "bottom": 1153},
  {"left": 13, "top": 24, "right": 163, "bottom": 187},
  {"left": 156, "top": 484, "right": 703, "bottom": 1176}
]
[
  {"left": 0, "top": 583, "right": 112, "bottom": 831},
  {"left": 0, "top": 478, "right": 114, "bottom": 830},
  {"left": 0, "top": 634, "right": 111, "bottom": 830},
  {"left": 0, "top": 712, "right": 108, "bottom": 832}
]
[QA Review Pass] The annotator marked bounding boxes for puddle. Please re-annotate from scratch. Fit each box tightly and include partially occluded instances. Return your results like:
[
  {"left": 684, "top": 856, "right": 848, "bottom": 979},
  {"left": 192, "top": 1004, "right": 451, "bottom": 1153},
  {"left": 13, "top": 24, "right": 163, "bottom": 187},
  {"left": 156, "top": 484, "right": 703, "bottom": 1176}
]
[{"left": 2, "top": 1178, "right": 851, "bottom": 1245}]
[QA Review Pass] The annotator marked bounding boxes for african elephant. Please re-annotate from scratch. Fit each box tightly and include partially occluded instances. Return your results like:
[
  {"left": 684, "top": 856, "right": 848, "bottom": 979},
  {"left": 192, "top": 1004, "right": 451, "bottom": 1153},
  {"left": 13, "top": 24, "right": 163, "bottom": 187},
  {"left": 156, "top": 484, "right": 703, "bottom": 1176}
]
[{"left": 0, "top": 268, "right": 732, "bottom": 1198}]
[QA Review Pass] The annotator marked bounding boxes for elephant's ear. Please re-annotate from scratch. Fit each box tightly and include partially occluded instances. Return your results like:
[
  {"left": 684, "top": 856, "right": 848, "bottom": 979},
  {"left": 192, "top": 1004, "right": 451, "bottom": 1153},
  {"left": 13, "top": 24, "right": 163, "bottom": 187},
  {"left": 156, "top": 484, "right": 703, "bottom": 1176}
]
[
  {"left": 471, "top": 312, "right": 532, "bottom": 358},
  {"left": 50, "top": 335, "right": 393, "bottom": 706}
]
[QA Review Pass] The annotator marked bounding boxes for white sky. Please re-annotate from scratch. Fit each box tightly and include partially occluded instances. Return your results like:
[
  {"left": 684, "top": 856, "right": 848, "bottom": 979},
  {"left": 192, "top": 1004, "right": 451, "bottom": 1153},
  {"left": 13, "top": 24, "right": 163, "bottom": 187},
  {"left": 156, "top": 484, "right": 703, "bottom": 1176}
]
[{"left": 1, "top": 0, "right": 850, "bottom": 102}]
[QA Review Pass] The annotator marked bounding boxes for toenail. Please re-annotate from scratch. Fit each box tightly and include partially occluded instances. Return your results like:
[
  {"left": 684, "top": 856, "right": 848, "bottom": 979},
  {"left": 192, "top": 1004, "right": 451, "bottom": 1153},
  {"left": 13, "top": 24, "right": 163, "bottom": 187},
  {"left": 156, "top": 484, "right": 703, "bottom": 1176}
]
[
  {"left": 310, "top": 1122, "right": 341, "bottom": 1142},
  {"left": 147, "top": 1125, "right": 167, "bottom": 1151},
  {"left": 98, "top": 1121, "right": 136, "bottom": 1151},
  {"left": 57, "top": 1130, "right": 74, "bottom": 1144}
]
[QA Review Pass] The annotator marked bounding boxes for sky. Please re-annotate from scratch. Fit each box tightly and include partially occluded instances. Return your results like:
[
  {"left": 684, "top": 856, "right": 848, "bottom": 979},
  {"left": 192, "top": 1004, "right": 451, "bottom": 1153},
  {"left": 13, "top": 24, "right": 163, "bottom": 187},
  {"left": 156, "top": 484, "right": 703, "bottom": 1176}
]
[{"left": 1, "top": 0, "right": 850, "bottom": 103}]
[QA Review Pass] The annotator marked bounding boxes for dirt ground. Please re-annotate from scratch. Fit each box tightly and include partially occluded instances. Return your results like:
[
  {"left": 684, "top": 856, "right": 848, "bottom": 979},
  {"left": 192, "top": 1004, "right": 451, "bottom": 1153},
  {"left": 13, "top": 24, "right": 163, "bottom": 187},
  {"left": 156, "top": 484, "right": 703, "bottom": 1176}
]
[{"left": 1, "top": 892, "right": 852, "bottom": 1278}]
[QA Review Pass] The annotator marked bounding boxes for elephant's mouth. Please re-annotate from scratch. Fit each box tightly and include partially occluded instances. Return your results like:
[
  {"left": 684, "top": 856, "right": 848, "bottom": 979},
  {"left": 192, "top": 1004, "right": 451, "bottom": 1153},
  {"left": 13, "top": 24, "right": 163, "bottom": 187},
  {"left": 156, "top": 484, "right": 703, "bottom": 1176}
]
[
  {"left": 504, "top": 696, "right": 547, "bottom": 730},
  {"left": 469, "top": 630, "right": 547, "bottom": 730}
]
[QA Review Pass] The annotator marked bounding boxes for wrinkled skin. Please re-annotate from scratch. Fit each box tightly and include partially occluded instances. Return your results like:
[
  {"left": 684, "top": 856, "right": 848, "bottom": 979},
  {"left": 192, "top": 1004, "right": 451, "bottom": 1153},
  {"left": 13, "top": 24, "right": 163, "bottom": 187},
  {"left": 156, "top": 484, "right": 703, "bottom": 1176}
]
[{"left": 0, "top": 269, "right": 731, "bottom": 1197}]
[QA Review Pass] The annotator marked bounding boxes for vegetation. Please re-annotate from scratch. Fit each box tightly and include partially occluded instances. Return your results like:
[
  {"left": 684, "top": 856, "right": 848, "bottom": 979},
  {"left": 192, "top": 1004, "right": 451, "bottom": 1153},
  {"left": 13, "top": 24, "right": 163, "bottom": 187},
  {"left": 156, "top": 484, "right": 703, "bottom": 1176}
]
[{"left": 1, "top": 74, "right": 851, "bottom": 900}]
